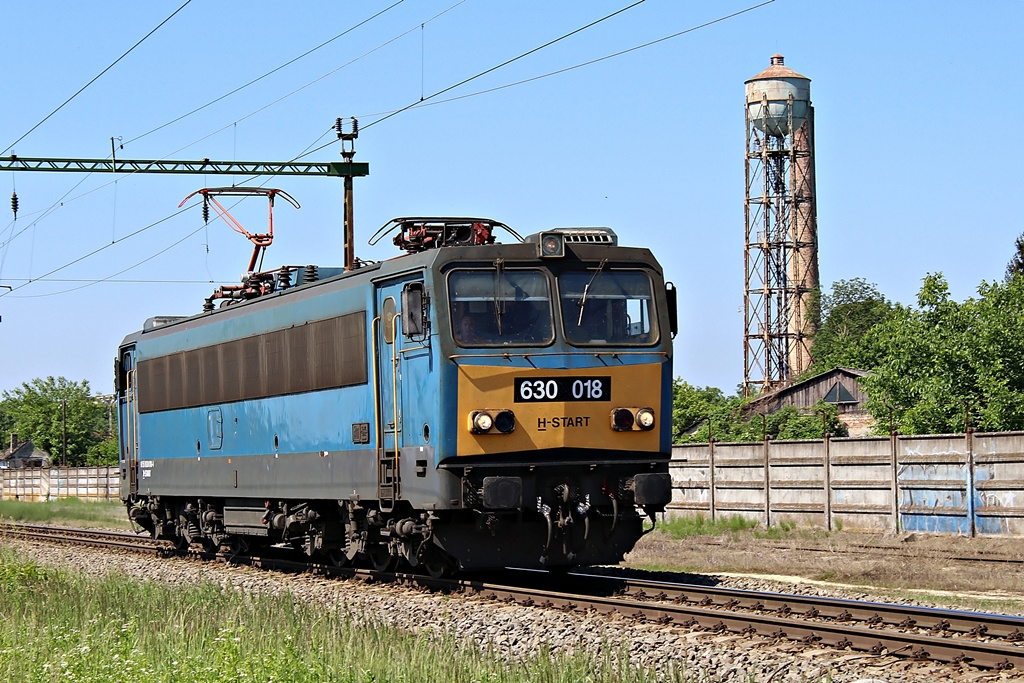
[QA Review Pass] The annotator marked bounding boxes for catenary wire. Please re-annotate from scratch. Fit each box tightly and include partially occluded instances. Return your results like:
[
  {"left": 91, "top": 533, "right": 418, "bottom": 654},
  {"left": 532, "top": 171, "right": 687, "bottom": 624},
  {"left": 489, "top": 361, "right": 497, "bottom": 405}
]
[
  {"left": 0, "top": 204, "right": 195, "bottom": 297},
  {"left": 121, "top": 0, "right": 408, "bottom": 147},
  {"left": 3, "top": 1, "right": 770, "bottom": 295},
  {"left": 3, "top": 1, "right": 636, "bottom": 293},
  {"left": 295, "top": 0, "right": 773, "bottom": 159},
  {"left": 383, "top": 0, "right": 777, "bottom": 113},
  {"left": 360, "top": 0, "right": 647, "bottom": 132},
  {"left": 2, "top": 0, "right": 194, "bottom": 155},
  {"left": 0, "top": 121, "right": 335, "bottom": 297},
  {"left": 0, "top": 0, "right": 464, "bottom": 260},
  {"left": 7, "top": 220, "right": 212, "bottom": 298},
  {"left": 154, "top": 0, "right": 469, "bottom": 161}
]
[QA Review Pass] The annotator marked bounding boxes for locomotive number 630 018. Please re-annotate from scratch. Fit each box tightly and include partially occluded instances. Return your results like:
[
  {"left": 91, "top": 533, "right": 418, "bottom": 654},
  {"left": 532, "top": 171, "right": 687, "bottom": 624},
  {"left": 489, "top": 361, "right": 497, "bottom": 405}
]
[{"left": 514, "top": 376, "right": 611, "bottom": 402}]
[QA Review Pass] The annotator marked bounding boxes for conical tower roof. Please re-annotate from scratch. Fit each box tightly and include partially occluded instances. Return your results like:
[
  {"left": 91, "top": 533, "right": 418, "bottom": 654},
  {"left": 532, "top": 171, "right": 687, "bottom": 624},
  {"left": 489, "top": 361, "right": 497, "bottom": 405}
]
[{"left": 746, "top": 54, "right": 810, "bottom": 83}]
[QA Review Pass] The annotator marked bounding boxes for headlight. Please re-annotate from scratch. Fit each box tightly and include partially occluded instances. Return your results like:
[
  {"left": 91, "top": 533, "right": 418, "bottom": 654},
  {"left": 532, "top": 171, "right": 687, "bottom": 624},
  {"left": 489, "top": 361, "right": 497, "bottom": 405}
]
[
  {"left": 611, "top": 408, "right": 635, "bottom": 431},
  {"left": 494, "top": 410, "right": 516, "bottom": 434},
  {"left": 539, "top": 232, "right": 564, "bottom": 257},
  {"left": 471, "top": 411, "right": 493, "bottom": 433},
  {"left": 635, "top": 408, "right": 656, "bottom": 430}
]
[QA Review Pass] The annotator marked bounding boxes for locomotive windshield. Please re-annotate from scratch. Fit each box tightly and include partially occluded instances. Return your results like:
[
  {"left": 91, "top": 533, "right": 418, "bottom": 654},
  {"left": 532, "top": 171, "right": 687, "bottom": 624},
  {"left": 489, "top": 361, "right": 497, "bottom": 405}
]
[
  {"left": 448, "top": 269, "right": 554, "bottom": 347},
  {"left": 558, "top": 269, "right": 658, "bottom": 346}
]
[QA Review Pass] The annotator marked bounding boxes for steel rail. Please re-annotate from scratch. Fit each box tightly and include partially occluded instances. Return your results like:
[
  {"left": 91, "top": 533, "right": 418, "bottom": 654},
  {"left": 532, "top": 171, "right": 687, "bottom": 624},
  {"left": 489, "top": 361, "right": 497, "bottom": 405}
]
[
  {"left": 695, "top": 537, "right": 1024, "bottom": 566},
  {"left": 455, "top": 579, "right": 1024, "bottom": 671},
  {"left": 0, "top": 522, "right": 168, "bottom": 552},
  {"left": 547, "top": 570, "right": 1024, "bottom": 642}
]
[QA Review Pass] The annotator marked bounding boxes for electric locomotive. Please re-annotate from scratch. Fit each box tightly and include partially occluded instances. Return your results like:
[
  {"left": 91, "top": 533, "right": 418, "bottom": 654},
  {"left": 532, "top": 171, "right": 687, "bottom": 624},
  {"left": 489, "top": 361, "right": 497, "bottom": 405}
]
[{"left": 116, "top": 215, "right": 675, "bottom": 574}]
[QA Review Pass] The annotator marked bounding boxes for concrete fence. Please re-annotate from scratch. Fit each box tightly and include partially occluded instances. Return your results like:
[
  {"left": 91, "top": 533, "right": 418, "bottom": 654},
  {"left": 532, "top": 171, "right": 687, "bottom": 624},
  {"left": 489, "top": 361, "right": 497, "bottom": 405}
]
[
  {"left": 670, "top": 431, "right": 1024, "bottom": 536},
  {"left": 0, "top": 466, "right": 119, "bottom": 502},
  {"left": 4, "top": 434, "right": 1024, "bottom": 538}
]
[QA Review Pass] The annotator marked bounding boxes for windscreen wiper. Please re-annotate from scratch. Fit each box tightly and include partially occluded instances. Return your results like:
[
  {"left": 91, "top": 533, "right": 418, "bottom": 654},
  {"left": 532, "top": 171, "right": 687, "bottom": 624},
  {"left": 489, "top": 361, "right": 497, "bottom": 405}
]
[
  {"left": 576, "top": 258, "right": 608, "bottom": 326},
  {"left": 493, "top": 258, "right": 505, "bottom": 335}
]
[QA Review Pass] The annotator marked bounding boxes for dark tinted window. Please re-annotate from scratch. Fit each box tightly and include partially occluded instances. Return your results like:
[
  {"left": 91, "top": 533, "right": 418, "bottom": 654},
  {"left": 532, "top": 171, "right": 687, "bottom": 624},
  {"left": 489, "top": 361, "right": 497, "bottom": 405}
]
[
  {"left": 558, "top": 270, "right": 658, "bottom": 346},
  {"left": 448, "top": 269, "right": 553, "bottom": 347}
]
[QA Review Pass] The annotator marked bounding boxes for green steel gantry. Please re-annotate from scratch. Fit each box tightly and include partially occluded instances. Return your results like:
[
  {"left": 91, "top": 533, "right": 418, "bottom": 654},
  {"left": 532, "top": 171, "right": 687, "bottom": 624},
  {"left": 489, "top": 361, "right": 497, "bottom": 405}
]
[{"left": 1, "top": 153, "right": 369, "bottom": 269}]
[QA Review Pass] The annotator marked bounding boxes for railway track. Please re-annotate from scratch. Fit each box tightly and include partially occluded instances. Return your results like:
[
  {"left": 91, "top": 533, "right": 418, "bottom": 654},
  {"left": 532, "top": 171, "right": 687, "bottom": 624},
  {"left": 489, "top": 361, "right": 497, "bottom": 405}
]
[
  {"left": 699, "top": 537, "right": 1024, "bottom": 566},
  {"left": 0, "top": 522, "right": 170, "bottom": 553},
  {"left": 4, "top": 522, "right": 1024, "bottom": 672}
]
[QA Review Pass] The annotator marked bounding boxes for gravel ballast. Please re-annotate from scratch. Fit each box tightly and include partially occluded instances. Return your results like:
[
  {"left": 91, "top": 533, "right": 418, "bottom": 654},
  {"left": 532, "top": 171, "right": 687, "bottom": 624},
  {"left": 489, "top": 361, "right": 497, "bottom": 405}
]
[{"left": 7, "top": 539, "right": 1021, "bottom": 682}]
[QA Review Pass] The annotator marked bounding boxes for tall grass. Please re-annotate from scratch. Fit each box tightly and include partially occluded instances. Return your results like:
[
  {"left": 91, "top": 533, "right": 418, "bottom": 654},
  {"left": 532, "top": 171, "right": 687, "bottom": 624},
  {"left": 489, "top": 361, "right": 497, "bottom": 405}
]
[
  {"left": 0, "top": 547, "right": 692, "bottom": 682},
  {"left": 0, "top": 498, "right": 129, "bottom": 530},
  {"left": 655, "top": 514, "right": 758, "bottom": 539}
]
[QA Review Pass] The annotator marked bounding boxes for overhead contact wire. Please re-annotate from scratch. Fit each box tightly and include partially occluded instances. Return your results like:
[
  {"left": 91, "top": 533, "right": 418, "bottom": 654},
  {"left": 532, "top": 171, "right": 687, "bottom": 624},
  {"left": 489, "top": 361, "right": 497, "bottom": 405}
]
[
  {"left": 351, "top": 0, "right": 776, "bottom": 122},
  {"left": 9, "top": 220, "right": 211, "bottom": 298},
  {"left": 131, "top": 0, "right": 468, "bottom": 163},
  {"left": 0, "top": 204, "right": 195, "bottom": 296},
  {"left": 401, "top": 0, "right": 777, "bottom": 111},
  {"left": 2, "top": 0, "right": 466, "bottom": 253},
  {"left": 2, "top": 0, "right": 194, "bottom": 155},
  {"left": 362, "top": 0, "right": 647, "bottom": 131},
  {"left": 122, "top": 0, "right": 407, "bottom": 147}
]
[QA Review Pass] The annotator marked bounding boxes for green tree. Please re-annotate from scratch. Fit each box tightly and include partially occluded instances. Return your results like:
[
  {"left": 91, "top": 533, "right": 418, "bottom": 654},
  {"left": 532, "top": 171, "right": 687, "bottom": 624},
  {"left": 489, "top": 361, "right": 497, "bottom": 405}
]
[
  {"left": 85, "top": 435, "right": 119, "bottom": 466},
  {"left": 672, "top": 380, "right": 846, "bottom": 443},
  {"left": 808, "top": 278, "right": 894, "bottom": 374},
  {"left": 671, "top": 380, "right": 728, "bottom": 441},
  {"left": 1006, "top": 232, "right": 1024, "bottom": 281},
  {"left": 0, "top": 402, "right": 13, "bottom": 447},
  {"left": 1, "top": 377, "right": 114, "bottom": 466},
  {"left": 861, "top": 273, "right": 1024, "bottom": 434}
]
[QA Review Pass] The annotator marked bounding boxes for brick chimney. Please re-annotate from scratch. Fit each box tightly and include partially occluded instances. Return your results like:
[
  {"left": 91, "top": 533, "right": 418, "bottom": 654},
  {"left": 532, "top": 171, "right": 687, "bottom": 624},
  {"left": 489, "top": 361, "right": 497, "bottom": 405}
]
[{"left": 9, "top": 433, "right": 16, "bottom": 451}]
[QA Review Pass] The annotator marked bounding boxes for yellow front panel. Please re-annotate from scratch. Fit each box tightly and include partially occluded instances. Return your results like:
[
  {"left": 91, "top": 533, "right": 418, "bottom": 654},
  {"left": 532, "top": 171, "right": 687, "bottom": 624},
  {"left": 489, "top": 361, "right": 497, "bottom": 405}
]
[{"left": 456, "top": 364, "right": 662, "bottom": 456}]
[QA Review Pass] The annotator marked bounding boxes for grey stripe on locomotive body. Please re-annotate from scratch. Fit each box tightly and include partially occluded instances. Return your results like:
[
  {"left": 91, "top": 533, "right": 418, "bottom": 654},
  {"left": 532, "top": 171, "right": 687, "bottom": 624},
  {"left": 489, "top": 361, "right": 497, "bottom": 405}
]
[{"left": 136, "top": 446, "right": 450, "bottom": 505}]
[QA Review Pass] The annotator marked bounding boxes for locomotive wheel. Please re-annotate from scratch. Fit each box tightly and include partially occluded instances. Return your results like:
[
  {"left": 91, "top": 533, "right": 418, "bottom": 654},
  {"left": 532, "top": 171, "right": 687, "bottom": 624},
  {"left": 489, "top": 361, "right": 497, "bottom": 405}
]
[
  {"left": 422, "top": 556, "right": 449, "bottom": 579},
  {"left": 367, "top": 545, "right": 393, "bottom": 572},
  {"left": 322, "top": 549, "right": 349, "bottom": 568}
]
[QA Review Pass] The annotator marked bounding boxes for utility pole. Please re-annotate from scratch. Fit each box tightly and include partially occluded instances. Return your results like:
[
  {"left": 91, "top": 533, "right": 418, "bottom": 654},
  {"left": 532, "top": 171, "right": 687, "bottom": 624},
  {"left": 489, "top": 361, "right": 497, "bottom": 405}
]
[{"left": 61, "top": 399, "right": 67, "bottom": 467}]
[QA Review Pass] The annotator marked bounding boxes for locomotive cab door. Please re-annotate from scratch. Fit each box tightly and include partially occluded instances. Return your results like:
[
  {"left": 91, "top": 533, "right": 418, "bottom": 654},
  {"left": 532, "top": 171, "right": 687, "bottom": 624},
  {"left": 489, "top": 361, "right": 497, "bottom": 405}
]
[
  {"left": 375, "top": 291, "right": 403, "bottom": 512},
  {"left": 115, "top": 344, "right": 140, "bottom": 499},
  {"left": 374, "top": 275, "right": 431, "bottom": 513}
]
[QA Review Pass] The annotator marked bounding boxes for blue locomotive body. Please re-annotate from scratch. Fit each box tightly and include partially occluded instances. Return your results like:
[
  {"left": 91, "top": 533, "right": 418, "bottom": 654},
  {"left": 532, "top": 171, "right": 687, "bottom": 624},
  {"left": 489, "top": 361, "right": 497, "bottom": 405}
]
[{"left": 117, "top": 221, "right": 674, "bottom": 573}]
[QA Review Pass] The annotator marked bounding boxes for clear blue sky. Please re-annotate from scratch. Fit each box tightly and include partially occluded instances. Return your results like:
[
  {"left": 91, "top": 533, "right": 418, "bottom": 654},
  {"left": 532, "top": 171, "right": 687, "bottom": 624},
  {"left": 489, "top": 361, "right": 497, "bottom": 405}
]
[{"left": 1, "top": 0, "right": 1021, "bottom": 397}]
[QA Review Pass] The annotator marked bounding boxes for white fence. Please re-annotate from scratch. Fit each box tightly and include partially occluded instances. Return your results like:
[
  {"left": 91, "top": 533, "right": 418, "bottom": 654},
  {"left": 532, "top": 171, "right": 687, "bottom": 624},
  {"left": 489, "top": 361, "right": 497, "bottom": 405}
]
[{"left": 0, "top": 466, "right": 119, "bottom": 502}]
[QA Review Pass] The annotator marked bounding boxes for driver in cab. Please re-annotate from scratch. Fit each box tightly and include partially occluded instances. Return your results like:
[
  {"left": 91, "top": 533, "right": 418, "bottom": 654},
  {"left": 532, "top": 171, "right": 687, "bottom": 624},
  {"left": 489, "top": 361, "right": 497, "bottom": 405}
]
[{"left": 455, "top": 314, "right": 485, "bottom": 344}]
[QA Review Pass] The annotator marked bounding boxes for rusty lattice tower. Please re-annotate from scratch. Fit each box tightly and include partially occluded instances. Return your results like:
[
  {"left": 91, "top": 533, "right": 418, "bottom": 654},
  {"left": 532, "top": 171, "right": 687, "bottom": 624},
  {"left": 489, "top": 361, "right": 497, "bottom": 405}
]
[{"left": 743, "top": 54, "right": 819, "bottom": 395}]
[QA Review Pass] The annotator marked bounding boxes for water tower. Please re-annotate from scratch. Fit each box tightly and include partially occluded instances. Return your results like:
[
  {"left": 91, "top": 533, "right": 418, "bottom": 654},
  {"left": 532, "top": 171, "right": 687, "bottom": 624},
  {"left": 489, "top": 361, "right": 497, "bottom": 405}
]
[{"left": 743, "top": 54, "right": 819, "bottom": 395}]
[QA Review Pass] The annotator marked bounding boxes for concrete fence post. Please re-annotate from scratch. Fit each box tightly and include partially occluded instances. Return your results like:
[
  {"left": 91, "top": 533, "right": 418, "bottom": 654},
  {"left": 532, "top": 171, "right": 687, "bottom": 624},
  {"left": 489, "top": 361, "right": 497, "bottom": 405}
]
[
  {"left": 890, "top": 433, "right": 900, "bottom": 533},
  {"left": 967, "top": 427, "right": 976, "bottom": 538},
  {"left": 763, "top": 433, "right": 770, "bottom": 527},
  {"left": 824, "top": 431, "right": 832, "bottom": 532},
  {"left": 709, "top": 439, "right": 716, "bottom": 522}
]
